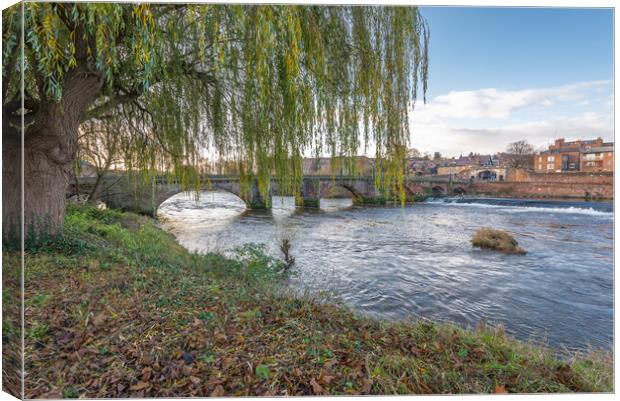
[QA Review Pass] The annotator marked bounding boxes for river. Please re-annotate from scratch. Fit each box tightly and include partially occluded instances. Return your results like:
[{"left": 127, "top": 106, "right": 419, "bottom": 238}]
[{"left": 159, "top": 192, "right": 613, "bottom": 352}]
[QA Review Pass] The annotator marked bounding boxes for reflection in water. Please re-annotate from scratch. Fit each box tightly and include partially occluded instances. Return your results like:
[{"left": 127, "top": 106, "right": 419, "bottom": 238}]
[{"left": 159, "top": 192, "right": 613, "bottom": 351}]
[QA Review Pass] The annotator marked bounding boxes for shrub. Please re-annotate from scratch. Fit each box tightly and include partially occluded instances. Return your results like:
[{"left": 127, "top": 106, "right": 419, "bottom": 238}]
[{"left": 471, "top": 228, "right": 526, "bottom": 254}]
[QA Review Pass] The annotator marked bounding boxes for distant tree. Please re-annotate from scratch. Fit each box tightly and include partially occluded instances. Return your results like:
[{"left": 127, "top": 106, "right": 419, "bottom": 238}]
[
  {"left": 76, "top": 104, "right": 145, "bottom": 202},
  {"left": 407, "top": 148, "right": 422, "bottom": 158},
  {"left": 433, "top": 151, "right": 441, "bottom": 161},
  {"left": 77, "top": 118, "right": 122, "bottom": 202},
  {"left": 506, "top": 140, "right": 535, "bottom": 169}
]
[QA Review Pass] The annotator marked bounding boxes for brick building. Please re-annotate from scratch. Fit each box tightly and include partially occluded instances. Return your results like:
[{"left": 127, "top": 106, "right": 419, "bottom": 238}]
[
  {"left": 436, "top": 154, "right": 498, "bottom": 176},
  {"left": 581, "top": 146, "right": 614, "bottom": 172},
  {"left": 535, "top": 137, "right": 613, "bottom": 173},
  {"left": 408, "top": 158, "right": 437, "bottom": 175}
]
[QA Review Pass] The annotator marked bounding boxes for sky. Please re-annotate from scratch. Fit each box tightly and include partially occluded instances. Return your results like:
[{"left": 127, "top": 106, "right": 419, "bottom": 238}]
[{"left": 409, "top": 6, "right": 614, "bottom": 158}]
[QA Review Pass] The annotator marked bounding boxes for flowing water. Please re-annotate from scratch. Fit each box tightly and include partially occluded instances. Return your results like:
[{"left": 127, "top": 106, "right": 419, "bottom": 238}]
[{"left": 159, "top": 192, "right": 614, "bottom": 352}]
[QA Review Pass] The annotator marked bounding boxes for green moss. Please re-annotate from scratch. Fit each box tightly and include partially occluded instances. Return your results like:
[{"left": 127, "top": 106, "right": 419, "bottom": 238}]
[
  {"left": 296, "top": 198, "right": 321, "bottom": 208},
  {"left": 353, "top": 196, "right": 387, "bottom": 206}
]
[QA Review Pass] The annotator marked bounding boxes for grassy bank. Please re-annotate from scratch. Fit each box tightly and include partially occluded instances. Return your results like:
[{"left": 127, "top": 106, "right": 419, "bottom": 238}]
[{"left": 5, "top": 205, "right": 612, "bottom": 397}]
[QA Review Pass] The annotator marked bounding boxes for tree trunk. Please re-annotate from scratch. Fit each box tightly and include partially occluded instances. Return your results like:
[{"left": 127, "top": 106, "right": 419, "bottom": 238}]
[
  {"left": 2, "top": 67, "right": 103, "bottom": 238},
  {"left": 87, "top": 171, "right": 106, "bottom": 203}
]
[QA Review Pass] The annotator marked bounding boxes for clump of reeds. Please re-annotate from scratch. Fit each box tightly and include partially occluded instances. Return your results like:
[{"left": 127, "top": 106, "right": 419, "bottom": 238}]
[{"left": 280, "top": 238, "right": 295, "bottom": 269}]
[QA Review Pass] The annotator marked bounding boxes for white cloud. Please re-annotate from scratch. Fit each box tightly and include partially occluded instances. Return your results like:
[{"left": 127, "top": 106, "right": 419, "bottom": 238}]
[
  {"left": 412, "top": 80, "right": 611, "bottom": 123},
  {"left": 409, "top": 80, "right": 613, "bottom": 157}
]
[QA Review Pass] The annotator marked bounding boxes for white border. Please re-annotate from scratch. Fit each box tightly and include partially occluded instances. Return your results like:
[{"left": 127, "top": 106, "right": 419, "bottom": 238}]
[{"left": 0, "top": 1, "right": 615, "bottom": 401}]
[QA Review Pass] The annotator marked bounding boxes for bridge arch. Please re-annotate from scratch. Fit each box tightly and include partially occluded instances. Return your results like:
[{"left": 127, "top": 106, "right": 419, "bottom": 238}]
[
  {"left": 477, "top": 170, "right": 497, "bottom": 181},
  {"left": 95, "top": 176, "right": 266, "bottom": 216},
  {"left": 151, "top": 181, "right": 249, "bottom": 213},
  {"left": 431, "top": 185, "right": 445, "bottom": 196},
  {"left": 158, "top": 185, "right": 250, "bottom": 209},
  {"left": 453, "top": 186, "right": 467, "bottom": 195},
  {"left": 403, "top": 184, "right": 416, "bottom": 196},
  {"left": 336, "top": 183, "right": 363, "bottom": 199}
]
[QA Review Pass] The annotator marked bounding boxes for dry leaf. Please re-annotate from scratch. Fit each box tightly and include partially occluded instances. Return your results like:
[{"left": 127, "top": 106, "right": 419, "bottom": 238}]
[
  {"left": 310, "top": 378, "right": 323, "bottom": 395},
  {"left": 92, "top": 313, "right": 106, "bottom": 327},
  {"left": 211, "top": 384, "right": 226, "bottom": 397},
  {"left": 182, "top": 365, "right": 193, "bottom": 376},
  {"left": 141, "top": 367, "right": 152, "bottom": 381},
  {"left": 129, "top": 381, "right": 150, "bottom": 391},
  {"left": 320, "top": 373, "right": 335, "bottom": 384},
  {"left": 494, "top": 385, "right": 508, "bottom": 393}
]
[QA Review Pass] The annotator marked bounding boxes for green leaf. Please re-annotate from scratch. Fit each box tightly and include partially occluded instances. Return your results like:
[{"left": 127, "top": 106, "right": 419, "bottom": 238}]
[{"left": 255, "top": 364, "right": 270, "bottom": 380}]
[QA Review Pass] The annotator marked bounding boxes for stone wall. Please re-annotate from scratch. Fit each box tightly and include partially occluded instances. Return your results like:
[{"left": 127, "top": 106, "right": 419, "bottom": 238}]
[
  {"left": 473, "top": 169, "right": 613, "bottom": 199},
  {"left": 506, "top": 169, "right": 613, "bottom": 184}
]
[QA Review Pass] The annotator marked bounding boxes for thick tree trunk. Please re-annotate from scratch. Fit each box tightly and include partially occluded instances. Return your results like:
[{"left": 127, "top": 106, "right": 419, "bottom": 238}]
[
  {"left": 2, "top": 67, "right": 103, "bottom": 238},
  {"left": 25, "top": 141, "right": 73, "bottom": 236}
]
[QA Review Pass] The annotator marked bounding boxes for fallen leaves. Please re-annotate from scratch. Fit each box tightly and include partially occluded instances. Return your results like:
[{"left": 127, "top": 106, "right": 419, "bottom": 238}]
[{"left": 20, "top": 208, "right": 611, "bottom": 398}]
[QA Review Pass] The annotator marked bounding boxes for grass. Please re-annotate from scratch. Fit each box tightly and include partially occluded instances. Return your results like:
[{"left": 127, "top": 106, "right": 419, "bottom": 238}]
[
  {"left": 4, "top": 204, "right": 611, "bottom": 397},
  {"left": 471, "top": 228, "right": 527, "bottom": 254}
]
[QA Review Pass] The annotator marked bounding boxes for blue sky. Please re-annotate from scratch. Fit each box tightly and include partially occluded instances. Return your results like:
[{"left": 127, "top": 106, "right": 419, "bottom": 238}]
[{"left": 409, "top": 7, "right": 614, "bottom": 157}]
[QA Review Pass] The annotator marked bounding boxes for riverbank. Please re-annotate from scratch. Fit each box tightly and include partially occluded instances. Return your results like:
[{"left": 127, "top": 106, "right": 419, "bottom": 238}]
[{"left": 6, "top": 205, "right": 612, "bottom": 397}]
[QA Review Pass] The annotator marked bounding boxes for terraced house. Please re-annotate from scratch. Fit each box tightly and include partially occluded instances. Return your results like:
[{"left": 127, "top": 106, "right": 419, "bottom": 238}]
[{"left": 535, "top": 137, "right": 614, "bottom": 173}]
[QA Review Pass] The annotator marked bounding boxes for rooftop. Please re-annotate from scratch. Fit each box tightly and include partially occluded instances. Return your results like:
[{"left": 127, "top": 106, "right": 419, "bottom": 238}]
[{"left": 583, "top": 146, "right": 614, "bottom": 154}]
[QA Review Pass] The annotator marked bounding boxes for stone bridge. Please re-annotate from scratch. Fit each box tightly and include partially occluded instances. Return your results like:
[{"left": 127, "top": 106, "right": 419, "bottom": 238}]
[{"left": 73, "top": 174, "right": 469, "bottom": 216}]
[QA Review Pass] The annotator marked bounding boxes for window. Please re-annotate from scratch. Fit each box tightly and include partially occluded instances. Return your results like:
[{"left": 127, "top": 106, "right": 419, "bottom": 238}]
[
  {"left": 547, "top": 164, "right": 554, "bottom": 170},
  {"left": 547, "top": 156, "right": 555, "bottom": 162},
  {"left": 584, "top": 153, "right": 603, "bottom": 161}
]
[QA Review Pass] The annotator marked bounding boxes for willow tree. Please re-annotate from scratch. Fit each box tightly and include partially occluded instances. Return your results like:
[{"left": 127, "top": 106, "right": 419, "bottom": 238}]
[{"left": 2, "top": 2, "right": 429, "bottom": 235}]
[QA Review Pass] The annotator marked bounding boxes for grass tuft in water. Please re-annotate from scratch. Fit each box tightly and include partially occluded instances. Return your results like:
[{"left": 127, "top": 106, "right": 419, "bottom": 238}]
[{"left": 471, "top": 228, "right": 526, "bottom": 254}]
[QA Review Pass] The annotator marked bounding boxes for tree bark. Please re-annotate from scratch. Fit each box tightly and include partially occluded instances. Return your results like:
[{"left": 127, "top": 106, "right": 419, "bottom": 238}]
[
  {"left": 2, "top": 67, "right": 103, "bottom": 238},
  {"left": 2, "top": 133, "right": 22, "bottom": 240}
]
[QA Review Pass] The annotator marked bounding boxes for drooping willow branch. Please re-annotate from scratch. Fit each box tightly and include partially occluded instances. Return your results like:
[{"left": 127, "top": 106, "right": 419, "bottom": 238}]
[{"left": 4, "top": 3, "right": 429, "bottom": 203}]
